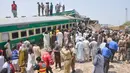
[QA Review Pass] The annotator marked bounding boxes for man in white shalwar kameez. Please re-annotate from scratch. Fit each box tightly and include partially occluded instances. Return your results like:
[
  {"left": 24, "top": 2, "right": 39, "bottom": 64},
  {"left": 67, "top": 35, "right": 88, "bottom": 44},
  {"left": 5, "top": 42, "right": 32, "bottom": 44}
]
[
  {"left": 100, "top": 39, "right": 107, "bottom": 50},
  {"left": 45, "top": 2, "right": 49, "bottom": 16},
  {"left": 76, "top": 38, "right": 85, "bottom": 62},
  {"left": 83, "top": 37, "right": 90, "bottom": 61},
  {"left": 64, "top": 30, "right": 69, "bottom": 45},
  {"left": 83, "top": 31, "right": 87, "bottom": 39},
  {"left": 75, "top": 32, "right": 82, "bottom": 43},
  {"left": 2, "top": 57, "right": 11, "bottom": 73},
  {"left": 56, "top": 31, "right": 63, "bottom": 47},
  {"left": 26, "top": 49, "right": 35, "bottom": 73},
  {"left": 4, "top": 40, "right": 12, "bottom": 58},
  {"left": 43, "top": 32, "right": 50, "bottom": 49},
  {"left": 89, "top": 38, "right": 98, "bottom": 61},
  {"left": 33, "top": 44, "right": 41, "bottom": 63},
  {"left": 0, "top": 52, "right": 4, "bottom": 71}
]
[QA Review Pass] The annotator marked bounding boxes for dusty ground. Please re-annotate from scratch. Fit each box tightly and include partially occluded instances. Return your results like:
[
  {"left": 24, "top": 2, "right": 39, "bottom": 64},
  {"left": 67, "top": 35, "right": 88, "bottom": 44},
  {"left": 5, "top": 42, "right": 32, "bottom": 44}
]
[{"left": 51, "top": 61, "right": 130, "bottom": 73}]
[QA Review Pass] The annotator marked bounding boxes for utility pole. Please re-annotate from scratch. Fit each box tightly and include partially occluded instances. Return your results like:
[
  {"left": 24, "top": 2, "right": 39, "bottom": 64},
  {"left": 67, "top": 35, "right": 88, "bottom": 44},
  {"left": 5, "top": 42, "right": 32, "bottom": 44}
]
[{"left": 125, "top": 8, "right": 128, "bottom": 22}]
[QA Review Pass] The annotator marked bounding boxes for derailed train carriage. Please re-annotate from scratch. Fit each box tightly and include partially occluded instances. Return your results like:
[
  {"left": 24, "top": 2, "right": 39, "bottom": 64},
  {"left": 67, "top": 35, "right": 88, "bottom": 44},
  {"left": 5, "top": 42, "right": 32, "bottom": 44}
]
[{"left": 0, "top": 16, "right": 81, "bottom": 49}]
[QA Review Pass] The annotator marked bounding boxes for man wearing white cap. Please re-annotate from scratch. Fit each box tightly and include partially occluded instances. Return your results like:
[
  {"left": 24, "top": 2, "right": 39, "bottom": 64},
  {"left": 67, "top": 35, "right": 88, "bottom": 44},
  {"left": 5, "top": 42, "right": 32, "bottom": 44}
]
[{"left": 75, "top": 37, "right": 85, "bottom": 62}]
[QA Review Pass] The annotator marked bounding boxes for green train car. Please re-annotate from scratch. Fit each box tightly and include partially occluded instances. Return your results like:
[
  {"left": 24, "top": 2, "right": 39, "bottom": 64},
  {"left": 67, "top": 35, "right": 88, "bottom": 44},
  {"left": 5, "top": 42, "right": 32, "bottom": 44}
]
[{"left": 0, "top": 16, "right": 80, "bottom": 49}]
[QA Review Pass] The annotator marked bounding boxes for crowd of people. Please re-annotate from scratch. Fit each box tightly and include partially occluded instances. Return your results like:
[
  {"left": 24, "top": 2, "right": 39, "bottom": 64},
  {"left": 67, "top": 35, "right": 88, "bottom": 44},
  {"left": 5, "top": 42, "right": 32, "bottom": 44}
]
[
  {"left": 0, "top": 22, "right": 130, "bottom": 73},
  {"left": 37, "top": 2, "right": 65, "bottom": 16},
  {"left": 11, "top": 1, "right": 65, "bottom": 17}
]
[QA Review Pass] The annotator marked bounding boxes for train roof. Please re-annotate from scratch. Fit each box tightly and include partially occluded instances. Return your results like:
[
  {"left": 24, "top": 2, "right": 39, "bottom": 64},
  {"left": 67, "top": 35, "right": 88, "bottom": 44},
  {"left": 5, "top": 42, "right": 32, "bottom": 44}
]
[{"left": 0, "top": 16, "right": 77, "bottom": 27}]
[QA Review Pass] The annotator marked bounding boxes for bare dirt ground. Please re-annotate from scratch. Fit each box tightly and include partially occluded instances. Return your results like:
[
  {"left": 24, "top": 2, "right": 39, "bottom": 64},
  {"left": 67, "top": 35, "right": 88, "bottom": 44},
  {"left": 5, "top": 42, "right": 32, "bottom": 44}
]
[{"left": 52, "top": 61, "right": 130, "bottom": 73}]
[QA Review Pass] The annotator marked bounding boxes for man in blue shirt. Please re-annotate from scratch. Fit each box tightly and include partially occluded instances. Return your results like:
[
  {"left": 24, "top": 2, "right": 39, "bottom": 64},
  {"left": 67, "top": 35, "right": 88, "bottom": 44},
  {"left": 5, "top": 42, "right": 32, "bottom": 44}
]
[
  {"left": 108, "top": 39, "right": 118, "bottom": 62},
  {"left": 102, "top": 43, "right": 112, "bottom": 73}
]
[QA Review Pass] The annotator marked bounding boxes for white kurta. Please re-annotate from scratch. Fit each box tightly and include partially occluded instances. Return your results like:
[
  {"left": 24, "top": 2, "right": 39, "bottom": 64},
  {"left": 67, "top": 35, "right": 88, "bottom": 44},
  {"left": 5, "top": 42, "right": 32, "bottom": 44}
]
[
  {"left": 83, "top": 40, "right": 90, "bottom": 60},
  {"left": 45, "top": 4, "right": 49, "bottom": 16},
  {"left": 33, "top": 45, "right": 41, "bottom": 62},
  {"left": 76, "top": 41, "right": 85, "bottom": 62},
  {"left": 89, "top": 41, "right": 98, "bottom": 60},
  {"left": 100, "top": 42, "right": 106, "bottom": 50},
  {"left": 83, "top": 32, "right": 87, "bottom": 39},
  {"left": 0, "top": 56, "right": 4, "bottom": 71},
  {"left": 76, "top": 36, "right": 82, "bottom": 43},
  {"left": 4, "top": 42, "right": 12, "bottom": 57},
  {"left": 57, "top": 32, "right": 63, "bottom": 47},
  {"left": 43, "top": 33, "right": 50, "bottom": 49},
  {"left": 64, "top": 32, "right": 69, "bottom": 45},
  {"left": 26, "top": 54, "right": 35, "bottom": 73},
  {"left": 2, "top": 62, "right": 10, "bottom": 73}
]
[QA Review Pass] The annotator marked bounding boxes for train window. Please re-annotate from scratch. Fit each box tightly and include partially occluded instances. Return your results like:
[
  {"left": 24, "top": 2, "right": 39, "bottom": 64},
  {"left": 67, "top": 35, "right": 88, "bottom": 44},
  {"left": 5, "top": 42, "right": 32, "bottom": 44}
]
[
  {"left": 70, "top": 24, "right": 72, "bottom": 28},
  {"left": 53, "top": 26, "right": 56, "bottom": 30},
  {"left": 1, "top": 32, "right": 9, "bottom": 41},
  {"left": 73, "top": 24, "right": 75, "bottom": 27},
  {"left": 36, "top": 28, "right": 40, "bottom": 34},
  {"left": 47, "top": 27, "right": 51, "bottom": 31},
  {"left": 21, "top": 31, "right": 27, "bottom": 37},
  {"left": 12, "top": 32, "right": 18, "bottom": 39},
  {"left": 62, "top": 25, "right": 65, "bottom": 29},
  {"left": 42, "top": 28, "right": 46, "bottom": 32},
  {"left": 66, "top": 24, "right": 69, "bottom": 29},
  {"left": 58, "top": 25, "right": 61, "bottom": 30},
  {"left": 29, "top": 29, "right": 34, "bottom": 36}
]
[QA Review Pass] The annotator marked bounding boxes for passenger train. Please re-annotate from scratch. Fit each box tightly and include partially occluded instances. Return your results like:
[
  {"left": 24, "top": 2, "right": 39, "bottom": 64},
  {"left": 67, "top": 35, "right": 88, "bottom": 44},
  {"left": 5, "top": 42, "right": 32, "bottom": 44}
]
[{"left": 0, "top": 16, "right": 81, "bottom": 49}]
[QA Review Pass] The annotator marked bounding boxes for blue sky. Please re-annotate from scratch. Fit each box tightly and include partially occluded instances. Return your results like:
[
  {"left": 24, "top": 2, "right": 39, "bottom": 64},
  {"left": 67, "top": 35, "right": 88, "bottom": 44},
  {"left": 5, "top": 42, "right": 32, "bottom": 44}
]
[{"left": 0, "top": 0, "right": 130, "bottom": 25}]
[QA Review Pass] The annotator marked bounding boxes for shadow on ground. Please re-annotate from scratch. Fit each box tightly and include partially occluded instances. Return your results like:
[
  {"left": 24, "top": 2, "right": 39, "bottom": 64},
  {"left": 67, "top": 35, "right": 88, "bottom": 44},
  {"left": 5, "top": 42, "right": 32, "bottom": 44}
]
[
  {"left": 75, "top": 69, "right": 83, "bottom": 73},
  {"left": 108, "top": 71, "right": 117, "bottom": 73}
]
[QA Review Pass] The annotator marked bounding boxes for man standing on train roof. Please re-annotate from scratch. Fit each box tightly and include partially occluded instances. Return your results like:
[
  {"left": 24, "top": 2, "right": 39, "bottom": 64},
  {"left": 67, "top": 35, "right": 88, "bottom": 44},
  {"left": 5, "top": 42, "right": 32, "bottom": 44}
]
[
  {"left": 37, "top": 2, "right": 41, "bottom": 16},
  {"left": 45, "top": 2, "right": 49, "bottom": 16},
  {"left": 55, "top": 4, "right": 58, "bottom": 13},
  {"left": 62, "top": 5, "right": 65, "bottom": 12},
  {"left": 58, "top": 3, "right": 61, "bottom": 13},
  {"left": 11, "top": 1, "right": 17, "bottom": 18},
  {"left": 41, "top": 2, "right": 44, "bottom": 16},
  {"left": 50, "top": 2, "right": 53, "bottom": 16}
]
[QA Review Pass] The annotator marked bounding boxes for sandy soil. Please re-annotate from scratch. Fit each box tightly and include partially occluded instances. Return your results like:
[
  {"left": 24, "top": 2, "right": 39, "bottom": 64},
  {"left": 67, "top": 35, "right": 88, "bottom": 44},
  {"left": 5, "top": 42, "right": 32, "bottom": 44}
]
[{"left": 52, "top": 61, "right": 130, "bottom": 73}]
